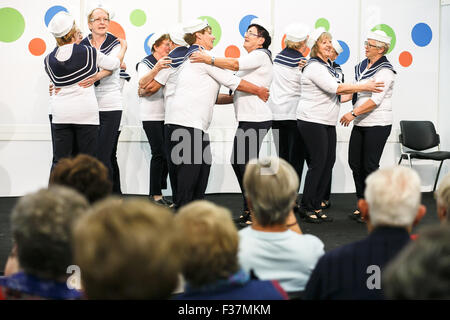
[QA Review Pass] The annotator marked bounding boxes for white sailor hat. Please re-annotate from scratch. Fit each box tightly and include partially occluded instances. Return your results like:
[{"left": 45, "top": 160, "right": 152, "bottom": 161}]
[
  {"left": 169, "top": 24, "right": 188, "bottom": 46},
  {"left": 86, "top": 1, "right": 115, "bottom": 20},
  {"left": 306, "top": 27, "right": 326, "bottom": 49},
  {"left": 367, "top": 30, "right": 391, "bottom": 45},
  {"left": 285, "top": 23, "right": 309, "bottom": 42},
  {"left": 147, "top": 32, "right": 164, "bottom": 50},
  {"left": 48, "top": 11, "right": 75, "bottom": 38},
  {"left": 332, "top": 39, "right": 343, "bottom": 54},
  {"left": 250, "top": 17, "right": 273, "bottom": 37},
  {"left": 183, "top": 19, "right": 209, "bottom": 34}
]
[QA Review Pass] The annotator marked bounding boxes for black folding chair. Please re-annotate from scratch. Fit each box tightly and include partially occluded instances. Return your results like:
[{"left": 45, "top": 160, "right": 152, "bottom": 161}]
[{"left": 398, "top": 120, "right": 450, "bottom": 191}]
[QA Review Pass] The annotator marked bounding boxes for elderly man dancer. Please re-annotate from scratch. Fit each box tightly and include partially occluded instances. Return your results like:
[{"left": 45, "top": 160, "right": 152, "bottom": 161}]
[{"left": 304, "top": 166, "right": 426, "bottom": 300}]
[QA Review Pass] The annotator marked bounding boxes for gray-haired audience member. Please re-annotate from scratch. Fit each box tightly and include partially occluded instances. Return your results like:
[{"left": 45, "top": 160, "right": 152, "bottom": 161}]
[
  {"left": 435, "top": 172, "right": 450, "bottom": 223},
  {"left": 383, "top": 224, "right": 450, "bottom": 299},
  {"left": 0, "top": 186, "right": 89, "bottom": 299},
  {"left": 238, "top": 156, "right": 324, "bottom": 297},
  {"left": 304, "top": 166, "right": 426, "bottom": 300}
]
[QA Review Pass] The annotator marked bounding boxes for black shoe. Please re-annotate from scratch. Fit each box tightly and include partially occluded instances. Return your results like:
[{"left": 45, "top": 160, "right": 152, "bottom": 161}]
[
  {"left": 153, "top": 197, "right": 173, "bottom": 208},
  {"left": 302, "top": 211, "right": 322, "bottom": 224},
  {"left": 316, "top": 209, "right": 333, "bottom": 222},
  {"left": 349, "top": 210, "right": 365, "bottom": 223},
  {"left": 162, "top": 197, "right": 173, "bottom": 206},
  {"left": 321, "top": 200, "right": 331, "bottom": 210},
  {"left": 238, "top": 211, "right": 252, "bottom": 225}
]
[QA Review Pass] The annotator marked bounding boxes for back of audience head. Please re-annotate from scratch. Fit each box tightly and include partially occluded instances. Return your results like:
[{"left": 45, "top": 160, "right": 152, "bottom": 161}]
[
  {"left": 11, "top": 186, "right": 89, "bottom": 280},
  {"left": 243, "top": 156, "right": 299, "bottom": 226},
  {"left": 383, "top": 224, "right": 450, "bottom": 299},
  {"left": 435, "top": 172, "right": 450, "bottom": 223},
  {"left": 359, "top": 166, "right": 426, "bottom": 231},
  {"left": 49, "top": 154, "right": 112, "bottom": 204},
  {"left": 176, "top": 201, "right": 239, "bottom": 288},
  {"left": 73, "top": 198, "right": 181, "bottom": 299}
]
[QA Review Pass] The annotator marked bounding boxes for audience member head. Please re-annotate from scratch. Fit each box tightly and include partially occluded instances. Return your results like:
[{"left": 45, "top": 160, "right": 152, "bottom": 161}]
[
  {"left": 11, "top": 186, "right": 89, "bottom": 280},
  {"left": 176, "top": 201, "right": 240, "bottom": 288},
  {"left": 383, "top": 224, "right": 450, "bottom": 299},
  {"left": 435, "top": 172, "right": 450, "bottom": 223},
  {"left": 49, "top": 154, "right": 112, "bottom": 204},
  {"left": 243, "top": 157, "right": 299, "bottom": 226},
  {"left": 73, "top": 198, "right": 181, "bottom": 299},
  {"left": 359, "top": 166, "right": 426, "bottom": 232}
]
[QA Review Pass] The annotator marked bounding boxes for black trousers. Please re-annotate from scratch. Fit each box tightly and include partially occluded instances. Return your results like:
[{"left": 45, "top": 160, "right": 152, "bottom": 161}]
[
  {"left": 297, "top": 120, "right": 336, "bottom": 211},
  {"left": 272, "top": 120, "right": 307, "bottom": 191},
  {"left": 143, "top": 121, "right": 169, "bottom": 196},
  {"left": 98, "top": 111, "right": 122, "bottom": 182},
  {"left": 165, "top": 124, "right": 211, "bottom": 209},
  {"left": 348, "top": 125, "right": 392, "bottom": 199},
  {"left": 111, "top": 130, "right": 122, "bottom": 194},
  {"left": 231, "top": 121, "right": 272, "bottom": 212},
  {"left": 52, "top": 123, "right": 99, "bottom": 167}
]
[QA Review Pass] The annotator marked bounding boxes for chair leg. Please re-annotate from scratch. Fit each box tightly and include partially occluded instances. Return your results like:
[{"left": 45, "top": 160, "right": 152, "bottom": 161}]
[
  {"left": 408, "top": 157, "right": 413, "bottom": 168},
  {"left": 433, "top": 161, "right": 444, "bottom": 192},
  {"left": 398, "top": 157, "right": 403, "bottom": 165}
]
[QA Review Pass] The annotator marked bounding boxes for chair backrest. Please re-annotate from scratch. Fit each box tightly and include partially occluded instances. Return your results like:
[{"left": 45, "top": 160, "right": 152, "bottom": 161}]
[{"left": 399, "top": 121, "right": 440, "bottom": 151}]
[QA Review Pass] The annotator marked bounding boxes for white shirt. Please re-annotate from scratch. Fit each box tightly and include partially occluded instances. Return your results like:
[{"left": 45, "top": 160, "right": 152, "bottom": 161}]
[
  {"left": 234, "top": 50, "right": 273, "bottom": 122},
  {"left": 353, "top": 68, "right": 395, "bottom": 127},
  {"left": 154, "top": 66, "right": 182, "bottom": 119},
  {"left": 296, "top": 62, "right": 340, "bottom": 126},
  {"left": 50, "top": 44, "right": 120, "bottom": 125},
  {"left": 238, "top": 227, "right": 325, "bottom": 292},
  {"left": 268, "top": 63, "right": 302, "bottom": 121},
  {"left": 94, "top": 45, "right": 123, "bottom": 112},
  {"left": 165, "top": 58, "right": 241, "bottom": 132},
  {"left": 138, "top": 63, "right": 165, "bottom": 121}
]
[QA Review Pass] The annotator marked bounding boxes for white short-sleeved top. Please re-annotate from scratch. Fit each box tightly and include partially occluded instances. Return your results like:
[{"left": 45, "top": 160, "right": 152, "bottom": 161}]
[
  {"left": 154, "top": 66, "right": 182, "bottom": 119},
  {"left": 234, "top": 49, "right": 273, "bottom": 122},
  {"left": 138, "top": 63, "right": 165, "bottom": 121},
  {"left": 296, "top": 61, "right": 340, "bottom": 126}
]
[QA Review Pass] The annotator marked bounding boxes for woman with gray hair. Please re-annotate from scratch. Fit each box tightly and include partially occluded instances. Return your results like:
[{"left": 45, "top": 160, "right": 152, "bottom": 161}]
[
  {"left": 340, "top": 30, "right": 397, "bottom": 223},
  {"left": 436, "top": 172, "right": 450, "bottom": 223},
  {"left": 238, "top": 156, "right": 324, "bottom": 296}
]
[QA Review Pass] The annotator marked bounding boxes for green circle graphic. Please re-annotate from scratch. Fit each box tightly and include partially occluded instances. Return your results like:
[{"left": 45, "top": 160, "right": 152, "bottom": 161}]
[
  {"left": 371, "top": 24, "right": 396, "bottom": 54},
  {"left": 130, "top": 9, "right": 146, "bottom": 27},
  {"left": 315, "top": 18, "right": 330, "bottom": 32},
  {"left": 0, "top": 7, "right": 25, "bottom": 43},
  {"left": 198, "top": 15, "right": 221, "bottom": 47}
]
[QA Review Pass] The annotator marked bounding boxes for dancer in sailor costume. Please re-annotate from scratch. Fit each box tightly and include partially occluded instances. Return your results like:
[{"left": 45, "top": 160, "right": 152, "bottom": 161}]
[
  {"left": 339, "top": 30, "right": 396, "bottom": 223},
  {"left": 165, "top": 19, "right": 269, "bottom": 209},
  {"left": 136, "top": 33, "right": 173, "bottom": 206},
  {"left": 296, "top": 28, "right": 384, "bottom": 223},
  {"left": 267, "top": 23, "right": 309, "bottom": 207},
  {"left": 189, "top": 18, "right": 273, "bottom": 224},
  {"left": 44, "top": 11, "right": 124, "bottom": 167},
  {"left": 138, "top": 25, "right": 189, "bottom": 206},
  {"left": 79, "top": 3, "right": 127, "bottom": 184}
]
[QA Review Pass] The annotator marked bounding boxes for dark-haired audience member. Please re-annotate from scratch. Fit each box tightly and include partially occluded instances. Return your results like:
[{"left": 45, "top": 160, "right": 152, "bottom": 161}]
[
  {"left": 435, "top": 172, "right": 450, "bottom": 223},
  {"left": 304, "top": 166, "right": 426, "bottom": 300},
  {"left": 0, "top": 186, "right": 89, "bottom": 299},
  {"left": 238, "top": 157, "right": 324, "bottom": 298},
  {"left": 174, "top": 200, "right": 288, "bottom": 300},
  {"left": 72, "top": 198, "right": 181, "bottom": 299},
  {"left": 49, "top": 154, "right": 112, "bottom": 204},
  {"left": 382, "top": 224, "right": 450, "bottom": 300}
]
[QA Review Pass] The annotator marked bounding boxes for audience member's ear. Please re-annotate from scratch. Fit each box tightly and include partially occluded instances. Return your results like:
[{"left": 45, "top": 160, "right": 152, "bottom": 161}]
[
  {"left": 358, "top": 199, "right": 369, "bottom": 221},
  {"left": 412, "top": 204, "right": 426, "bottom": 227},
  {"left": 437, "top": 205, "right": 447, "bottom": 223}
]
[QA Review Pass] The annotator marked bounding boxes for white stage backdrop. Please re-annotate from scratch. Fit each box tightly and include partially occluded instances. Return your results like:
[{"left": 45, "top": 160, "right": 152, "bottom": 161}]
[{"left": 0, "top": 0, "right": 447, "bottom": 196}]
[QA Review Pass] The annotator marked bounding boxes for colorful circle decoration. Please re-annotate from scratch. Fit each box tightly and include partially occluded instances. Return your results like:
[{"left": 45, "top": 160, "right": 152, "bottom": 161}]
[
  {"left": 44, "top": 5, "right": 68, "bottom": 27},
  {"left": 0, "top": 7, "right": 25, "bottom": 43},
  {"left": 281, "top": 34, "right": 310, "bottom": 57},
  {"left": 29, "top": 38, "right": 46, "bottom": 56},
  {"left": 225, "top": 45, "right": 240, "bottom": 58},
  {"left": 411, "top": 22, "right": 432, "bottom": 47},
  {"left": 315, "top": 18, "right": 330, "bottom": 31},
  {"left": 198, "top": 16, "right": 221, "bottom": 47},
  {"left": 371, "top": 24, "right": 396, "bottom": 54},
  {"left": 334, "top": 40, "right": 350, "bottom": 65},
  {"left": 109, "top": 20, "right": 126, "bottom": 40},
  {"left": 399, "top": 51, "right": 413, "bottom": 67},
  {"left": 130, "top": 9, "right": 146, "bottom": 27},
  {"left": 144, "top": 33, "right": 155, "bottom": 55},
  {"left": 239, "top": 14, "right": 258, "bottom": 38}
]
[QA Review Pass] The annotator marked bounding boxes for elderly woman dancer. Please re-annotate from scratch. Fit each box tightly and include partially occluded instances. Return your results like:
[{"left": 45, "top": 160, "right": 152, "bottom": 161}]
[
  {"left": 340, "top": 30, "right": 396, "bottom": 223},
  {"left": 190, "top": 18, "right": 273, "bottom": 224},
  {"left": 297, "top": 28, "right": 384, "bottom": 223}
]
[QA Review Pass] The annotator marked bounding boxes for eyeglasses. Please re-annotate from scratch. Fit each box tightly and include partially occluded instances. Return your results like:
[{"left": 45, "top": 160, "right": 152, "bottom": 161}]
[
  {"left": 364, "top": 41, "right": 379, "bottom": 49},
  {"left": 90, "top": 17, "right": 110, "bottom": 23},
  {"left": 244, "top": 31, "right": 260, "bottom": 38}
]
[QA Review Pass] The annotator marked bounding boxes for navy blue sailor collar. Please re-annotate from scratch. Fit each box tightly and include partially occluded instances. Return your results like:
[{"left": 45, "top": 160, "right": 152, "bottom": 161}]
[
  {"left": 355, "top": 56, "right": 396, "bottom": 81},
  {"left": 136, "top": 54, "right": 158, "bottom": 71},
  {"left": 303, "top": 56, "right": 339, "bottom": 79},
  {"left": 274, "top": 48, "right": 305, "bottom": 68},
  {"left": 168, "top": 45, "right": 189, "bottom": 69},
  {"left": 80, "top": 32, "right": 120, "bottom": 55}
]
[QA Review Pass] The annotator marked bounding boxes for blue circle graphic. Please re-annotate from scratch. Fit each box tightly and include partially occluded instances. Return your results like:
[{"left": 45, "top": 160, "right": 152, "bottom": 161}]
[
  {"left": 239, "top": 14, "right": 258, "bottom": 37},
  {"left": 144, "top": 33, "right": 154, "bottom": 55},
  {"left": 411, "top": 23, "right": 432, "bottom": 47},
  {"left": 334, "top": 40, "right": 350, "bottom": 65},
  {"left": 44, "top": 6, "right": 68, "bottom": 27}
]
